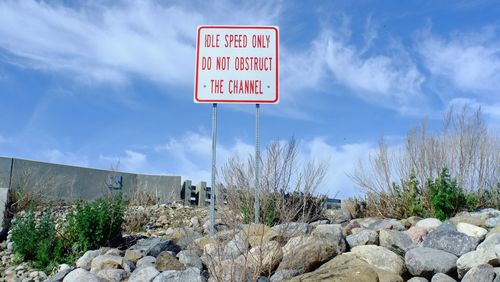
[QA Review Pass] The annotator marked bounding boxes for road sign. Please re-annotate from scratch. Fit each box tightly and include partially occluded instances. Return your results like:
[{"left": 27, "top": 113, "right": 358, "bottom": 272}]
[{"left": 194, "top": 26, "right": 279, "bottom": 104}]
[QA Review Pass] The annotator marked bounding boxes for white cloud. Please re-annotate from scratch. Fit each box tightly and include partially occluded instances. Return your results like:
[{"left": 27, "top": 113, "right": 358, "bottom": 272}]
[
  {"left": 320, "top": 29, "right": 426, "bottom": 114},
  {"left": 43, "top": 149, "right": 89, "bottom": 167},
  {"left": 99, "top": 149, "right": 147, "bottom": 172},
  {"left": 155, "top": 131, "right": 374, "bottom": 198},
  {"left": 0, "top": 0, "right": 281, "bottom": 86},
  {"left": 418, "top": 27, "right": 500, "bottom": 98}
]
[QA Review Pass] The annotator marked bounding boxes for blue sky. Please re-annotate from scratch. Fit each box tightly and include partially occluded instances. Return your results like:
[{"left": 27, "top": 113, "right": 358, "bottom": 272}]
[{"left": 1, "top": 0, "right": 500, "bottom": 198}]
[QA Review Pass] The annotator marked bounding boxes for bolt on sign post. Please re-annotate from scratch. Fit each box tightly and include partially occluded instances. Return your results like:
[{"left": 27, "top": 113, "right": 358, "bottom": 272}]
[{"left": 194, "top": 26, "right": 279, "bottom": 235}]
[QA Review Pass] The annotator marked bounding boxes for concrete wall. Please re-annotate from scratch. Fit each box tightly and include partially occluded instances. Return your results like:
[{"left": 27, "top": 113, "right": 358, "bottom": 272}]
[{"left": 0, "top": 156, "right": 181, "bottom": 202}]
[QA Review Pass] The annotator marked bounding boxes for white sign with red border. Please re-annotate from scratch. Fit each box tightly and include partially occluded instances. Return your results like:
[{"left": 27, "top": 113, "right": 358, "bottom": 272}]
[{"left": 194, "top": 26, "right": 279, "bottom": 104}]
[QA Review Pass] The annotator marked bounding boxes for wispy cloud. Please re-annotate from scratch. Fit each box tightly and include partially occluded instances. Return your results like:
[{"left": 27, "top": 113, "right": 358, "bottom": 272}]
[
  {"left": 43, "top": 149, "right": 89, "bottom": 167},
  {"left": 0, "top": 0, "right": 281, "bottom": 86},
  {"left": 320, "top": 28, "right": 427, "bottom": 114},
  {"left": 418, "top": 27, "right": 500, "bottom": 98},
  {"left": 99, "top": 150, "right": 147, "bottom": 172}
]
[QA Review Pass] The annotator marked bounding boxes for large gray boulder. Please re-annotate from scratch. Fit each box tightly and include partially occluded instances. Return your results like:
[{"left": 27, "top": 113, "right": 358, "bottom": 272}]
[
  {"left": 404, "top": 247, "right": 458, "bottom": 277},
  {"left": 346, "top": 229, "right": 379, "bottom": 248},
  {"left": 272, "top": 222, "right": 311, "bottom": 237},
  {"left": 462, "top": 264, "right": 496, "bottom": 282},
  {"left": 456, "top": 245, "right": 500, "bottom": 278},
  {"left": 379, "top": 229, "right": 415, "bottom": 256},
  {"left": 422, "top": 230, "right": 480, "bottom": 256}
]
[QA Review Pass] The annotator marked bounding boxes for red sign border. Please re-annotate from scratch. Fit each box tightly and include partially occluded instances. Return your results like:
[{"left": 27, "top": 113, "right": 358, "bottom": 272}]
[{"left": 194, "top": 25, "right": 279, "bottom": 104}]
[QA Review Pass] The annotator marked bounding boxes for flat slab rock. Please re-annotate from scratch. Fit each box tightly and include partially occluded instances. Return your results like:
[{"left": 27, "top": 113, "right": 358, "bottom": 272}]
[{"left": 422, "top": 230, "right": 480, "bottom": 256}]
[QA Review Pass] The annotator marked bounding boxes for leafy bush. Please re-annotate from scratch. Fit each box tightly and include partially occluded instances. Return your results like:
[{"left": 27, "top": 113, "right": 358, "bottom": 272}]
[
  {"left": 428, "top": 168, "right": 477, "bottom": 220},
  {"left": 11, "top": 210, "right": 67, "bottom": 272},
  {"left": 392, "top": 173, "right": 427, "bottom": 218},
  {"left": 11, "top": 194, "right": 126, "bottom": 272},
  {"left": 66, "top": 193, "right": 126, "bottom": 253}
]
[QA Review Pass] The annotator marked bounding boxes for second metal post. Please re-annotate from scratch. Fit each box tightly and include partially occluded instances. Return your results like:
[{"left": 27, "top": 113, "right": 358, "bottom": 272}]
[{"left": 254, "top": 104, "right": 260, "bottom": 224}]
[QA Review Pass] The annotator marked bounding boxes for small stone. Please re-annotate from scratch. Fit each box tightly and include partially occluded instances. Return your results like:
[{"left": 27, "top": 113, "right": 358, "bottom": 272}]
[{"left": 124, "top": 249, "right": 143, "bottom": 263}]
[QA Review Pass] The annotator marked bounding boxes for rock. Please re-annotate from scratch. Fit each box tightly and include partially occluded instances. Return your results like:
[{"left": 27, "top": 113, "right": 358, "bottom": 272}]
[
  {"left": 152, "top": 267, "right": 204, "bottom": 282},
  {"left": 462, "top": 264, "right": 496, "bottom": 282},
  {"left": 277, "top": 235, "right": 339, "bottom": 274},
  {"left": 155, "top": 251, "right": 185, "bottom": 272},
  {"left": 104, "top": 249, "right": 122, "bottom": 256},
  {"left": 486, "top": 217, "right": 500, "bottom": 228},
  {"left": 407, "top": 216, "right": 423, "bottom": 227},
  {"left": 124, "top": 249, "right": 143, "bottom": 263},
  {"left": 371, "top": 219, "right": 406, "bottom": 231},
  {"left": 310, "top": 224, "right": 346, "bottom": 252},
  {"left": 242, "top": 224, "right": 280, "bottom": 248},
  {"left": 165, "top": 227, "right": 203, "bottom": 249},
  {"left": 269, "top": 270, "right": 300, "bottom": 282},
  {"left": 177, "top": 250, "right": 203, "bottom": 269},
  {"left": 49, "top": 267, "right": 74, "bottom": 282},
  {"left": 224, "top": 232, "right": 248, "bottom": 258},
  {"left": 95, "top": 269, "right": 128, "bottom": 282},
  {"left": 247, "top": 241, "right": 283, "bottom": 272},
  {"left": 76, "top": 250, "right": 102, "bottom": 270},
  {"left": 405, "top": 227, "right": 428, "bottom": 244},
  {"left": 415, "top": 218, "right": 442, "bottom": 231},
  {"left": 346, "top": 229, "right": 379, "bottom": 248},
  {"left": 128, "top": 238, "right": 175, "bottom": 258},
  {"left": 342, "top": 220, "right": 361, "bottom": 236},
  {"left": 62, "top": 268, "right": 102, "bottom": 282},
  {"left": 408, "top": 278, "right": 429, "bottom": 282},
  {"left": 271, "top": 222, "right": 311, "bottom": 238},
  {"left": 450, "top": 215, "right": 486, "bottom": 227},
  {"left": 434, "top": 220, "right": 457, "bottom": 233},
  {"left": 350, "top": 245, "right": 405, "bottom": 275},
  {"left": 288, "top": 254, "right": 383, "bottom": 282},
  {"left": 136, "top": 256, "right": 156, "bottom": 268},
  {"left": 128, "top": 266, "right": 160, "bottom": 282},
  {"left": 212, "top": 255, "right": 248, "bottom": 282},
  {"left": 478, "top": 234, "right": 500, "bottom": 251},
  {"left": 122, "top": 259, "right": 135, "bottom": 273},
  {"left": 404, "top": 247, "right": 458, "bottom": 277},
  {"left": 379, "top": 229, "right": 415, "bottom": 256},
  {"left": 90, "top": 255, "right": 123, "bottom": 272},
  {"left": 456, "top": 245, "right": 500, "bottom": 278},
  {"left": 487, "top": 226, "right": 500, "bottom": 238},
  {"left": 422, "top": 230, "right": 480, "bottom": 256},
  {"left": 431, "top": 273, "right": 456, "bottom": 282},
  {"left": 457, "top": 222, "right": 488, "bottom": 238},
  {"left": 327, "top": 209, "right": 352, "bottom": 224}
]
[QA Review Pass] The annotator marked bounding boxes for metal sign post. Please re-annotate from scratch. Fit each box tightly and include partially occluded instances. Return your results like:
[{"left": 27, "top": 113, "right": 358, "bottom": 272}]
[
  {"left": 210, "top": 103, "right": 217, "bottom": 236},
  {"left": 254, "top": 104, "right": 260, "bottom": 224}
]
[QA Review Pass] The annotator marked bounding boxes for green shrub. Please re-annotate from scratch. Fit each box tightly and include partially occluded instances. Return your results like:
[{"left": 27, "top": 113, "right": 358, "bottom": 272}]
[
  {"left": 11, "top": 210, "right": 67, "bottom": 272},
  {"left": 428, "top": 168, "right": 476, "bottom": 220},
  {"left": 65, "top": 193, "right": 126, "bottom": 253},
  {"left": 11, "top": 194, "right": 126, "bottom": 272},
  {"left": 393, "top": 173, "right": 427, "bottom": 218}
]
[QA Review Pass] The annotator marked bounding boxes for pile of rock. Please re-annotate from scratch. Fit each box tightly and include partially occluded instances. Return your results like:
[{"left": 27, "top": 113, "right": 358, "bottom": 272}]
[{"left": 3, "top": 204, "right": 500, "bottom": 281}]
